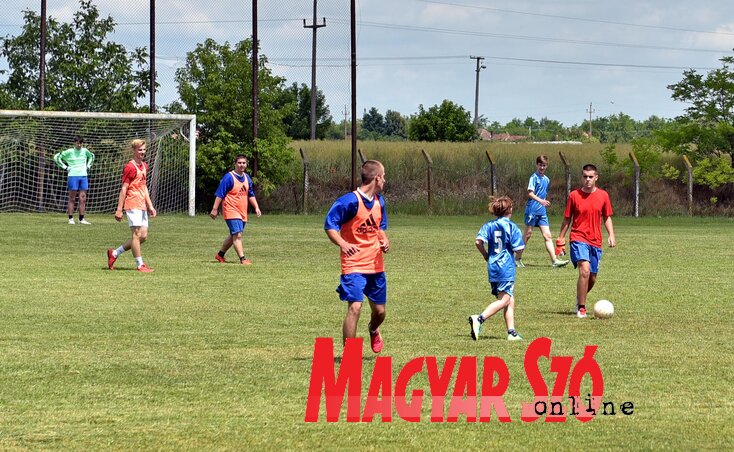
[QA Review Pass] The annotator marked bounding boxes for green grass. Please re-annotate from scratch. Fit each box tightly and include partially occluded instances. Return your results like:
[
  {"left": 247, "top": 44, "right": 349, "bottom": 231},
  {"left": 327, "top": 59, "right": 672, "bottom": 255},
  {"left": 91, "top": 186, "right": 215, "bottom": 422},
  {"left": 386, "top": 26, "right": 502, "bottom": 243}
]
[{"left": 0, "top": 213, "right": 732, "bottom": 450}]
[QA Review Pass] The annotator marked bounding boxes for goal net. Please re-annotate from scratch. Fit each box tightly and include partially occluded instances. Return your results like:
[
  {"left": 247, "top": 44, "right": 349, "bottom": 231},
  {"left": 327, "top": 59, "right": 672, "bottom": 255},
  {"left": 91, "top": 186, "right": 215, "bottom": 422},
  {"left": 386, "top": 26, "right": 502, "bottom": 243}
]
[{"left": 0, "top": 110, "right": 196, "bottom": 215}]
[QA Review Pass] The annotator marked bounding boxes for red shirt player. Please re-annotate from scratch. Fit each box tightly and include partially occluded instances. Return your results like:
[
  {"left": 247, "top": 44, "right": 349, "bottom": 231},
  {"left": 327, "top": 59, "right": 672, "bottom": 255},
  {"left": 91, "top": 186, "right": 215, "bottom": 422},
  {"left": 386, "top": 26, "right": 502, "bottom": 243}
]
[{"left": 557, "top": 164, "right": 616, "bottom": 318}]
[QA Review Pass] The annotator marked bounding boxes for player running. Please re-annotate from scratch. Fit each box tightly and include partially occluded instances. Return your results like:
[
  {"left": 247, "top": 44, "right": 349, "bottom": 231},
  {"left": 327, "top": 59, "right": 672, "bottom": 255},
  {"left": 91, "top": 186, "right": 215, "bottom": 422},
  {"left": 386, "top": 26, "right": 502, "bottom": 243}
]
[
  {"left": 469, "top": 195, "right": 524, "bottom": 341},
  {"left": 514, "top": 155, "right": 569, "bottom": 268}
]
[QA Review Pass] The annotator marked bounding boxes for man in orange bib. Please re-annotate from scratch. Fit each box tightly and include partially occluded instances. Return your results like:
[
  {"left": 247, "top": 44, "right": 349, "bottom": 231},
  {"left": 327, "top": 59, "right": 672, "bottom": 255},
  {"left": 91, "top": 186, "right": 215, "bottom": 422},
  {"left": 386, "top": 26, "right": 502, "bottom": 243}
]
[
  {"left": 106, "top": 139, "right": 157, "bottom": 272},
  {"left": 210, "top": 154, "right": 261, "bottom": 265},
  {"left": 325, "top": 160, "right": 390, "bottom": 353}
]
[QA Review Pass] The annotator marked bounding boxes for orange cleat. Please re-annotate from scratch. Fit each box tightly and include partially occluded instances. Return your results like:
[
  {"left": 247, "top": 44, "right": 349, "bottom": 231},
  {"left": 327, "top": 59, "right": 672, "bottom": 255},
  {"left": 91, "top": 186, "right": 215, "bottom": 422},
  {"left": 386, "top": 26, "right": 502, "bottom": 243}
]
[{"left": 137, "top": 264, "right": 155, "bottom": 273}]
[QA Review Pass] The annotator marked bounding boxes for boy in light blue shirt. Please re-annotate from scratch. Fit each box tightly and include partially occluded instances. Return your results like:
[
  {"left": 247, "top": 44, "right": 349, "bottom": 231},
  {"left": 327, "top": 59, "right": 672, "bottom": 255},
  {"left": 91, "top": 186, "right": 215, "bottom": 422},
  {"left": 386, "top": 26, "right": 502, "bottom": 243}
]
[
  {"left": 514, "top": 155, "right": 569, "bottom": 268},
  {"left": 468, "top": 196, "right": 525, "bottom": 341}
]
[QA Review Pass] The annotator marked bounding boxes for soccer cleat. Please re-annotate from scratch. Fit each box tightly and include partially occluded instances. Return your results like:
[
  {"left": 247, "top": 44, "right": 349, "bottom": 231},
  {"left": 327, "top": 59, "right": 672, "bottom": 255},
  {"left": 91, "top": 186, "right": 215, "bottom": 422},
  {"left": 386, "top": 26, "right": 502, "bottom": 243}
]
[
  {"left": 507, "top": 331, "right": 524, "bottom": 341},
  {"left": 68, "top": 218, "right": 75, "bottom": 225},
  {"left": 468, "top": 315, "right": 482, "bottom": 341},
  {"left": 369, "top": 327, "right": 384, "bottom": 353},
  {"left": 515, "top": 260, "right": 526, "bottom": 268},
  {"left": 79, "top": 219, "right": 92, "bottom": 225},
  {"left": 552, "top": 259, "right": 570, "bottom": 268},
  {"left": 137, "top": 264, "right": 154, "bottom": 273},
  {"left": 107, "top": 249, "right": 117, "bottom": 270},
  {"left": 576, "top": 306, "right": 588, "bottom": 319},
  {"left": 240, "top": 258, "right": 253, "bottom": 265},
  {"left": 215, "top": 254, "right": 226, "bottom": 263}
]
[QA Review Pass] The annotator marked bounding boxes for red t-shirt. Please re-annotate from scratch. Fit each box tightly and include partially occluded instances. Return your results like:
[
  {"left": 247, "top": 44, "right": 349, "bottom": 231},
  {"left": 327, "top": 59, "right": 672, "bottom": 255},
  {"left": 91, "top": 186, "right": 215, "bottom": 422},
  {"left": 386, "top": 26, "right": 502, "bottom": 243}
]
[{"left": 564, "top": 188, "right": 613, "bottom": 248}]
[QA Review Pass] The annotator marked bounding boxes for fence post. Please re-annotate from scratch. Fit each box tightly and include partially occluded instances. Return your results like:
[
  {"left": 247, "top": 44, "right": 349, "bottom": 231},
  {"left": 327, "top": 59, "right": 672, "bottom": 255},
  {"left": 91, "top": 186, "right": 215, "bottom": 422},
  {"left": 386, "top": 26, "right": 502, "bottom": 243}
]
[
  {"left": 358, "top": 149, "right": 367, "bottom": 164},
  {"left": 683, "top": 155, "right": 693, "bottom": 216},
  {"left": 421, "top": 149, "right": 433, "bottom": 213},
  {"left": 559, "top": 151, "right": 571, "bottom": 200},
  {"left": 629, "top": 151, "right": 640, "bottom": 217},
  {"left": 485, "top": 149, "right": 497, "bottom": 195},
  {"left": 299, "top": 148, "right": 309, "bottom": 214}
]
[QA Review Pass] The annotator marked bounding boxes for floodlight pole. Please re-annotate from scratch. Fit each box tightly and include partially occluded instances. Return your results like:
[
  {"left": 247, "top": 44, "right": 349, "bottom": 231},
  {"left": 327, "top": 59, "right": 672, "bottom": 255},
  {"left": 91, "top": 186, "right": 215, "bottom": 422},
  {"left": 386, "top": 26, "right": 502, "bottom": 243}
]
[
  {"left": 251, "top": 0, "right": 259, "bottom": 177},
  {"left": 37, "top": 0, "right": 47, "bottom": 212},
  {"left": 350, "top": 0, "right": 357, "bottom": 190},
  {"left": 149, "top": 0, "right": 156, "bottom": 112}
]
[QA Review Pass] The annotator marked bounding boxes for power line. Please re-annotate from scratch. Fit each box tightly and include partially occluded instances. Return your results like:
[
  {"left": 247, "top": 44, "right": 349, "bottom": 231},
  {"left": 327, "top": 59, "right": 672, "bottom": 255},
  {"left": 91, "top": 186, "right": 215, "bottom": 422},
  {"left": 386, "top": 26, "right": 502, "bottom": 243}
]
[
  {"left": 417, "top": 0, "right": 734, "bottom": 37},
  {"left": 268, "top": 55, "right": 717, "bottom": 71},
  {"left": 327, "top": 18, "right": 732, "bottom": 54}
]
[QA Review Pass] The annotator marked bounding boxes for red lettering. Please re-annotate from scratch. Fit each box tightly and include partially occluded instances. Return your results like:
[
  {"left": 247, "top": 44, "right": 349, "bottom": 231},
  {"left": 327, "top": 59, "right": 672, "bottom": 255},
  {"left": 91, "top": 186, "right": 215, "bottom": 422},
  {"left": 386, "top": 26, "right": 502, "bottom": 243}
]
[
  {"left": 395, "top": 357, "right": 424, "bottom": 422},
  {"left": 426, "top": 356, "right": 457, "bottom": 422},
  {"left": 447, "top": 357, "right": 477, "bottom": 422},
  {"left": 521, "top": 337, "right": 551, "bottom": 422},
  {"left": 362, "top": 356, "right": 393, "bottom": 422},
  {"left": 479, "top": 356, "right": 511, "bottom": 422},
  {"left": 304, "top": 337, "right": 363, "bottom": 422}
]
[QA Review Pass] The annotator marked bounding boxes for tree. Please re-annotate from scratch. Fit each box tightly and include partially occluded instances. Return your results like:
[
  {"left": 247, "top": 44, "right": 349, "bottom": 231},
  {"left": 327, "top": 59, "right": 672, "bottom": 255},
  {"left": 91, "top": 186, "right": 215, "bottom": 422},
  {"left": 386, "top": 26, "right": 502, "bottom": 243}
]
[
  {"left": 277, "top": 82, "right": 333, "bottom": 140},
  {"left": 0, "top": 0, "right": 150, "bottom": 111},
  {"left": 362, "top": 107, "right": 385, "bottom": 135},
  {"left": 654, "top": 53, "right": 734, "bottom": 191},
  {"left": 384, "top": 110, "right": 407, "bottom": 139},
  {"left": 408, "top": 100, "right": 476, "bottom": 142},
  {"left": 173, "top": 38, "right": 293, "bottom": 207}
]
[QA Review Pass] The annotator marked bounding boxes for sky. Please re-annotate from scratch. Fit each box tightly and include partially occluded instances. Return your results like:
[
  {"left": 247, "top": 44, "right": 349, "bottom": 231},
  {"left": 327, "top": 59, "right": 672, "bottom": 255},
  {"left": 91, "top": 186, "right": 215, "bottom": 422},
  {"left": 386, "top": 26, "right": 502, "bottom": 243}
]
[{"left": 2, "top": 0, "right": 734, "bottom": 128}]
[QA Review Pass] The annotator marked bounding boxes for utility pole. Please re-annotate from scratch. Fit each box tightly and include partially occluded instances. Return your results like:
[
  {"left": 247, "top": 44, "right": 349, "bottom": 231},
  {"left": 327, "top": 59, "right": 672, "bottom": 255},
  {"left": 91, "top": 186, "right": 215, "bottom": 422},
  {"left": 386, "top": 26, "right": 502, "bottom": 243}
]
[
  {"left": 251, "top": 0, "right": 259, "bottom": 177},
  {"left": 587, "top": 102, "right": 595, "bottom": 138},
  {"left": 350, "top": 0, "right": 357, "bottom": 190},
  {"left": 303, "top": 0, "right": 326, "bottom": 140},
  {"left": 149, "top": 0, "right": 156, "bottom": 112},
  {"left": 343, "top": 105, "right": 349, "bottom": 141},
  {"left": 470, "top": 56, "right": 486, "bottom": 127}
]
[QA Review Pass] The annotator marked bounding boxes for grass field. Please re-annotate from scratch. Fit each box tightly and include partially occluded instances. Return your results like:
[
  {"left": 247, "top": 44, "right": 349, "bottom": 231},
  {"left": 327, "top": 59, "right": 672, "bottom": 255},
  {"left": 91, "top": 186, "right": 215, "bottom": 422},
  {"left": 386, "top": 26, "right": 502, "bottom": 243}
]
[{"left": 1, "top": 213, "right": 732, "bottom": 450}]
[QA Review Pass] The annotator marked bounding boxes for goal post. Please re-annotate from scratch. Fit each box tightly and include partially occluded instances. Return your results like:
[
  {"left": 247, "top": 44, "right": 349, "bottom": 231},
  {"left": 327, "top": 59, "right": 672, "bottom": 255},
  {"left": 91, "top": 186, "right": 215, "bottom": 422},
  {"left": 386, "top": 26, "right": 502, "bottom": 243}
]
[{"left": 0, "top": 110, "right": 196, "bottom": 216}]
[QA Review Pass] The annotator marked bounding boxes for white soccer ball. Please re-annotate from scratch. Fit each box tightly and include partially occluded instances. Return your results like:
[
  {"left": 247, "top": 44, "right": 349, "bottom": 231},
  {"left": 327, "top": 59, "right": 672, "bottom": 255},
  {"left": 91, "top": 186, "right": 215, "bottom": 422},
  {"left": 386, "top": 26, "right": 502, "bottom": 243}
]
[{"left": 593, "top": 299, "right": 614, "bottom": 319}]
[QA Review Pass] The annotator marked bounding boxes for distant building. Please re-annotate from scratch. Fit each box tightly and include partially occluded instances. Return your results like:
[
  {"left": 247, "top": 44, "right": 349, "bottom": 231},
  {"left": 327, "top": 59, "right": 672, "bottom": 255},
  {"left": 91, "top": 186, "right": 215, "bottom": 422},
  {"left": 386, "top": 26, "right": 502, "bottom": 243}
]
[{"left": 478, "top": 128, "right": 527, "bottom": 142}]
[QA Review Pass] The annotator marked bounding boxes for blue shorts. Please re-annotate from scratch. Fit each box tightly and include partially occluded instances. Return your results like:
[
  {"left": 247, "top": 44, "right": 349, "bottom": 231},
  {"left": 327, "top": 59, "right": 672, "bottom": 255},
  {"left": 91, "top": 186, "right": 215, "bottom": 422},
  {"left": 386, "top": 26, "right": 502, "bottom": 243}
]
[
  {"left": 491, "top": 281, "right": 514, "bottom": 297},
  {"left": 337, "top": 272, "right": 387, "bottom": 304},
  {"left": 570, "top": 241, "right": 603, "bottom": 273},
  {"left": 68, "top": 176, "right": 89, "bottom": 191},
  {"left": 524, "top": 213, "right": 549, "bottom": 227},
  {"left": 225, "top": 219, "right": 246, "bottom": 235}
]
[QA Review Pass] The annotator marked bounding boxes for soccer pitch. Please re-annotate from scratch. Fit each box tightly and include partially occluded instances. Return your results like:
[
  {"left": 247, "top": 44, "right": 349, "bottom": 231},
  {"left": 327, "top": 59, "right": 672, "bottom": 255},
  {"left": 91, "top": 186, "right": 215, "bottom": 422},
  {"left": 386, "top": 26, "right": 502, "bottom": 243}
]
[{"left": 0, "top": 213, "right": 732, "bottom": 450}]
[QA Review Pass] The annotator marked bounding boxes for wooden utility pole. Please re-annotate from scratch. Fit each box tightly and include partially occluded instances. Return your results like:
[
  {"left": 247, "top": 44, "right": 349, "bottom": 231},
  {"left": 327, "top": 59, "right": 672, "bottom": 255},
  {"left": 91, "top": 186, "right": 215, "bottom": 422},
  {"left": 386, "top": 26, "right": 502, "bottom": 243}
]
[
  {"left": 303, "top": 0, "right": 326, "bottom": 140},
  {"left": 470, "top": 56, "right": 485, "bottom": 127},
  {"left": 587, "top": 102, "right": 595, "bottom": 137}
]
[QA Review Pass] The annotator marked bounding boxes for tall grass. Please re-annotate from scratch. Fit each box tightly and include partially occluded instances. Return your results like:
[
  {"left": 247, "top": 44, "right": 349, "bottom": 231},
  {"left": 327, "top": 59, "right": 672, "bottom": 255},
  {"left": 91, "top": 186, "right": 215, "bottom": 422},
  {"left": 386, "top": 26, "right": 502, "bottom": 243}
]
[{"left": 260, "top": 140, "right": 698, "bottom": 216}]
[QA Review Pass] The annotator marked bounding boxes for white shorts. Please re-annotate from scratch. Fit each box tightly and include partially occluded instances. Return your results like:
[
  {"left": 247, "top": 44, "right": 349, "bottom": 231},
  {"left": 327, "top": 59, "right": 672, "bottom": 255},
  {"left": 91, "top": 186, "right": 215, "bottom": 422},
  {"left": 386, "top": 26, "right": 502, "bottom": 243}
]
[{"left": 126, "top": 209, "right": 149, "bottom": 228}]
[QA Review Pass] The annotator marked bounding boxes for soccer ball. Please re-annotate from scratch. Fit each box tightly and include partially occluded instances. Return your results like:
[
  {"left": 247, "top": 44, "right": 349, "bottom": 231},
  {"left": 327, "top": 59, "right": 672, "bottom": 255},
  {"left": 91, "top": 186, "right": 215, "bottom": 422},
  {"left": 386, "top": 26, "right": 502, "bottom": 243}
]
[{"left": 593, "top": 299, "right": 614, "bottom": 319}]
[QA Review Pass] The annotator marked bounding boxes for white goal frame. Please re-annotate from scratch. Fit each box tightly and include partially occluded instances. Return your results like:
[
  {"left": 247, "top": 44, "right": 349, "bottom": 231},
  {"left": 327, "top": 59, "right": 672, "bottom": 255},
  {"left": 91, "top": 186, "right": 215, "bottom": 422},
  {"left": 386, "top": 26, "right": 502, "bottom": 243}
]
[{"left": 0, "top": 110, "right": 197, "bottom": 216}]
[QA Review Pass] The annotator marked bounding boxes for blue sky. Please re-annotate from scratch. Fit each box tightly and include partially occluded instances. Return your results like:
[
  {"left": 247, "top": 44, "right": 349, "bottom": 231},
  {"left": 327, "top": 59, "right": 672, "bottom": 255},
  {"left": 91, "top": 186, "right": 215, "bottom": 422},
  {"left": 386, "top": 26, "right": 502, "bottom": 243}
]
[{"left": 2, "top": 0, "right": 734, "bottom": 127}]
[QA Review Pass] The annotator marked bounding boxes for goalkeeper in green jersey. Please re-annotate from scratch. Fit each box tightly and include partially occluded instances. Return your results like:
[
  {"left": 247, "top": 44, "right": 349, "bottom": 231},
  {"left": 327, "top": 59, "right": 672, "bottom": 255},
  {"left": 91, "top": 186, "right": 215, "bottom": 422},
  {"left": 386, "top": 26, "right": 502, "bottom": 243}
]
[{"left": 53, "top": 136, "right": 95, "bottom": 224}]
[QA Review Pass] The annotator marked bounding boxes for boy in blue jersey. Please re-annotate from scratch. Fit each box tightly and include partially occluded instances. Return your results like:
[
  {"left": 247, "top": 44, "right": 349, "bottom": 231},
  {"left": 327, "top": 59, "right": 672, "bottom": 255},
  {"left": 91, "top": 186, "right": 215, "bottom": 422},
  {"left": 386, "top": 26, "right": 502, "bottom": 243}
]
[
  {"left": 514, "top": 155, "right": 569, "bottom": 268},
  {"left": 469, "top": 196, "right": 524, "bottom": 341},
  {"left": 325, "top": 160, "right": 390, "bottom": 353}
]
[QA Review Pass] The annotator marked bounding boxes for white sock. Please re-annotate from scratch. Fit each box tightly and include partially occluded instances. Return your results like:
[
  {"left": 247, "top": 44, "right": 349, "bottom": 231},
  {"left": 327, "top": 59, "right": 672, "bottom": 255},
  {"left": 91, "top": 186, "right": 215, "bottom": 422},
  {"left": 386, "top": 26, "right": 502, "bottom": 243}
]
[
  {"left": 114, "top": 246, "right": 126, "bottom": 257},
  {"left": 135, "top": 256, "right": 144, "bottom": 268}
]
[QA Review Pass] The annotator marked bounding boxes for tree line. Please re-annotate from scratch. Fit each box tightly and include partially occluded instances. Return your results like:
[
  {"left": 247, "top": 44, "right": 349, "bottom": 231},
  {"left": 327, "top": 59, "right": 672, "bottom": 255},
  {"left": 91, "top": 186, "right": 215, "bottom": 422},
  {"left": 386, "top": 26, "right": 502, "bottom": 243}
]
[{"left": 2, "top": 0, "right": 733, "bottom": 204}]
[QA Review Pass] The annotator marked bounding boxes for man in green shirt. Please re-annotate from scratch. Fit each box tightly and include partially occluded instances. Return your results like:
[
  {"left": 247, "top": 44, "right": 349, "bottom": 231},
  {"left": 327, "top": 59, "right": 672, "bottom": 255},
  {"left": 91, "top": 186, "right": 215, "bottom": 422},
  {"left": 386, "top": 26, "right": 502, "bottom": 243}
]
[{"left": 53, "top": 136, "right": 95, "bottom": 224}]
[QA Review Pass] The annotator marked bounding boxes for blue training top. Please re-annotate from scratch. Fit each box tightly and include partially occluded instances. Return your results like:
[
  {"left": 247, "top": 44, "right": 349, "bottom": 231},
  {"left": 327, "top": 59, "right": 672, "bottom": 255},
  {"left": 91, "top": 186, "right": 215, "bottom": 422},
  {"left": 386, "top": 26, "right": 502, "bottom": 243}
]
[
  {"left": 525, "top": 171, "right": 550, "bottom": 216},
  {"left": 324, "top": 191, "right": 388, "bottom": 231},
  {"left": 476, "top": 216, "right": 525, "bottom": 282},
  {"left": 215, "top": 172, "right": 256, "bottom": 199}
]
